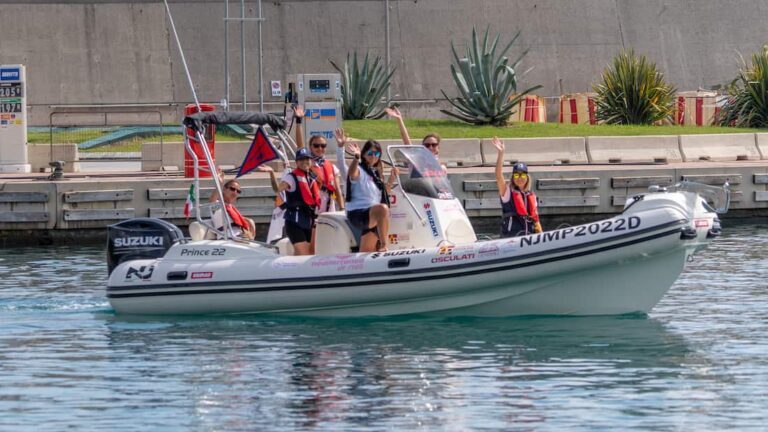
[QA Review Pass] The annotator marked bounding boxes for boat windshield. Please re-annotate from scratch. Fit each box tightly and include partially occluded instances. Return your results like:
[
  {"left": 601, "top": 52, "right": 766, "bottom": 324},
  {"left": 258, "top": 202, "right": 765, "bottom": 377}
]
[
  {"left": 390, "top": 146, "right": 455, "bottom": 200},
  {"left": 670, "top": 181, "right": 730, "bottom": 213}
]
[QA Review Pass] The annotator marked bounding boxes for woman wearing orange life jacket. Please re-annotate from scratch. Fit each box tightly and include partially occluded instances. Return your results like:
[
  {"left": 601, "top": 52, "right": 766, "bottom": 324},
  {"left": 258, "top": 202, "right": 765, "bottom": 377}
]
[
  {"left": 491, "top": 136, "right": 543, "bottom": 238},
  {"left": 210, "top": 179, "right": 256, "bottom": 240},
  {"left": 292, "top": 106, "right": 345, "bottom": 213},
  {"left": 273, "top": 148, "right": 320, "bottom": 255}
]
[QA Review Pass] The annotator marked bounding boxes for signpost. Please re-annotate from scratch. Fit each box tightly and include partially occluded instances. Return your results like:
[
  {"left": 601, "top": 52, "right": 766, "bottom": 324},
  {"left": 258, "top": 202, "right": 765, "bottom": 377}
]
[{"left": 0, "top": 64, "right": 30, "bottom": 173}]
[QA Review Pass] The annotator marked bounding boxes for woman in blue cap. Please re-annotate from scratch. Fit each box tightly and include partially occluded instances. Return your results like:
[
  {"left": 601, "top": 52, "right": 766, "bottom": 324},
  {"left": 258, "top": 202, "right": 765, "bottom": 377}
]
[
  {"left": 271, "top": 147, "right": 320, "bottom": 255},
  {"left": 491, "top": 136, "right": 543, "bottom": 238}
]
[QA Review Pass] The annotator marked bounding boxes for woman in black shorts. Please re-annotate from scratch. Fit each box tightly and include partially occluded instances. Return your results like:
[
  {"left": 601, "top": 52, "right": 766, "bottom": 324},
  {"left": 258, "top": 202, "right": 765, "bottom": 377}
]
[{"left": 274, "top": 148, "right": 320, "bottom": 255}]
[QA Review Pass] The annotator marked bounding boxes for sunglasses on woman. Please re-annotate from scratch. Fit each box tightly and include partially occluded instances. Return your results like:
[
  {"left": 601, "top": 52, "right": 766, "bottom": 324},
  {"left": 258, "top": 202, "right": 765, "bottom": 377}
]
[
  {"left": 312, "top": 143, "right": 327, "bottom": 149},
  {"left": 228, "top": 186, "right": 242, "bottom": 194},
  {"left": 423, "top": 142, "right": 439, "bottom": 148},
  {"left": 366, "top": 150, "right": 382, "bottom": 157},
  {"left": 512, "top": 173, "right": 528, "bottom": 180}
]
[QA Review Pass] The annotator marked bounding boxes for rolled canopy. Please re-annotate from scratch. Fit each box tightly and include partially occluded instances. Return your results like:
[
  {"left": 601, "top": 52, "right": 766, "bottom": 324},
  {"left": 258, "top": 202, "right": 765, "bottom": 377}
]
[{"left": 183, "top": 111, "right": 285, "bottom": 133}]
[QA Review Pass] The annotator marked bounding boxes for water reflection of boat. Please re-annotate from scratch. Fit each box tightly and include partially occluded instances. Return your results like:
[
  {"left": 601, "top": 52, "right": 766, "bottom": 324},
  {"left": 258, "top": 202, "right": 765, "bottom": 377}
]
[
  {"left": 103, "top": 314, "right": 690, "bottom": 369},
  {"left": 102, "top": 314, "right": 693, "bottom": 429}
]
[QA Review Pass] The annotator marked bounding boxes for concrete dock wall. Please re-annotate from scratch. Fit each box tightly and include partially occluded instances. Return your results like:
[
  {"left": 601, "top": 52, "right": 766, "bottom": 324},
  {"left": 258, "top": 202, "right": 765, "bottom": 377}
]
[
  {"left": 4, "top": 0, "right": 768, "bottom": 124},
  {"left": 2, "top": 160, "right": 767, "bottom": 244}
]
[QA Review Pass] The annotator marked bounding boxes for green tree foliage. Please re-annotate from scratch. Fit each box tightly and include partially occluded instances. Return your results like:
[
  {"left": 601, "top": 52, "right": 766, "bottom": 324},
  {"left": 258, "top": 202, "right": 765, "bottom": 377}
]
[
  {"left": 329, "top": 51, "right": 395, "bottom": 120},
  {"left": 441, "top": 27, "right": 541, "bottom": 126},
  {"left": 717, "top": 46, "right": 768, "bottom": 128},
  {"left": 593, "top": 49, "right": 676, "bottom": 125}
]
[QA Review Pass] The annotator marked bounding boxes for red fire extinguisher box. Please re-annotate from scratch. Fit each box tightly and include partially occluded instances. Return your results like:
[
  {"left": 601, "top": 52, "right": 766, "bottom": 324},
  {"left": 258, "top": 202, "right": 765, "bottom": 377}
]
[{"left": 184, "top": 103, "right": 217, "bottom": 178}]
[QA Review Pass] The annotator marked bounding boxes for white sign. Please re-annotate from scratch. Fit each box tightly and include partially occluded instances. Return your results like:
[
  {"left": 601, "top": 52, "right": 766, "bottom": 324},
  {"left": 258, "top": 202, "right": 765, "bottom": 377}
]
[{"left": 271, "top": 80, "right": 282, "bottom": 97}]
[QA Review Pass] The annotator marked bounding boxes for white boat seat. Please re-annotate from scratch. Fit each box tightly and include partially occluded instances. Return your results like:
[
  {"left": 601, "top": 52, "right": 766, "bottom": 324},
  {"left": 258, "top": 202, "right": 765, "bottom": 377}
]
[
  {"left": 314, "top": 211, "right": 360, "bottom": 254},
  {"left": 188, "top": 221, "right": 217, "bottom": 241}
]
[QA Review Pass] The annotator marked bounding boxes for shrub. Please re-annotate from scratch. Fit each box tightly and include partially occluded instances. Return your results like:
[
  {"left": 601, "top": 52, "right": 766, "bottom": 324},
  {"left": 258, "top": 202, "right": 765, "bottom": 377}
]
[
  {"left": 717, "top": 46, "right": 768, "bottom": 127},
  {"left": 329, "top": 51, "right": 395, "bottom": 120},
  {"left": 441, "top": 27, "right": 541, "bottom": 126},
  {"left": 593, "top": 49, "right": 676, "bottom": 125}
]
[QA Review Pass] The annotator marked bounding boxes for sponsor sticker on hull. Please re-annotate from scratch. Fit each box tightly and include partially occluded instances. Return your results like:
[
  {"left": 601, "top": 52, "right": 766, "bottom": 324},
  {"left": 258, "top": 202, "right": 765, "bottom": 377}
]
[
  {"left": 423, "top": 202, "right": 440, "bottom": 238},
  {"left": 311, "top": 254, "right": 365, "bottom": 271},
  {"left": 125, "top": 265, "right": 154, "bottom": 282},
  {"left": 191, "top": 272, "right": 213, "bottom": 280},
  {"left": 370, "top": 249, "right": 426, "bottom": 259}
]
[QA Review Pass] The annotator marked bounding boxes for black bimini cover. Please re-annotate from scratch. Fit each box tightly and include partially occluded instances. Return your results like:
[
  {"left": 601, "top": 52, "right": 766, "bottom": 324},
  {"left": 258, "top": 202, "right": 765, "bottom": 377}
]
[{"left": 183, "top": 111, "right": 285, "bottom": 133}]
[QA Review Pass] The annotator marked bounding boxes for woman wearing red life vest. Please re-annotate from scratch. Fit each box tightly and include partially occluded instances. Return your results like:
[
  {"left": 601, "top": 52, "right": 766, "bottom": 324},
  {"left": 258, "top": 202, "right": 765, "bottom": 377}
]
[
  {"left": 210, "top": 178, "right": 256, "bottom": 240},
  {"left": 274, "top": 148, "right": 320, "bottom": 255},
  {"left": 491, "top": 136, "right": 543, "bottom": 238},
  {"left": 292, "top": 106, "right": 345, "bottom": 213}
]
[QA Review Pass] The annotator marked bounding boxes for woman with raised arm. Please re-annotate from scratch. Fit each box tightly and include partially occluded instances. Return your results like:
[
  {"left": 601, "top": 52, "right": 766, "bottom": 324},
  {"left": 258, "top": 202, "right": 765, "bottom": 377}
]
[
  {"left": 491, "top": 136, "right": 543, "bottom": 238},
  {"left": 384, "top": 106, "right": 446, "bottom": 171},
  {"left": 293, "top": 106, "right": 345, "bottom": 213},
  {"left": 267, "top": 148, "right": 320, "bottom": 255},
  {"left": 343, "top": 137, "right": 398, "bottom": 252}
]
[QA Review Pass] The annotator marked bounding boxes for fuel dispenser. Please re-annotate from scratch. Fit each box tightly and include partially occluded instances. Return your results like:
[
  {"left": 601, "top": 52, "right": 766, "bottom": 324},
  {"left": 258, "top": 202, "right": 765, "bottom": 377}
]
[
  {"left": 285, "top": 73, "right": 342, "bottom": 150},
  {"left": 184, "top": 103, "right": 216, "bottom": 178},
  {"left": 0, "top": 64, "right": 30, "bottom": 173}
]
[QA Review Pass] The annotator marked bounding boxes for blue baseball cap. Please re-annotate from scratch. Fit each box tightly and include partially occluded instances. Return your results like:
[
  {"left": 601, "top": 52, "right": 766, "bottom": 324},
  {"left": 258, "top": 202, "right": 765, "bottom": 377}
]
[
  {"left": 512, "top": 162, "right": 528, "bottom": 173},
  {"left": 295, "top": 148, "right": 312, "bottom": 161}
]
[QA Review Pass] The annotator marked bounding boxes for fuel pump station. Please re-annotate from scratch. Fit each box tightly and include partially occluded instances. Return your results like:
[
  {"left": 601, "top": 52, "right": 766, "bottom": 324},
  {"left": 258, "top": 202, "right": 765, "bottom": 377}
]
[
  {"left": 285, "top": 73, "right": 342, "bottom": 150},
  {"left": 0, "top": 64, "right": 31, "bottom": 173}
]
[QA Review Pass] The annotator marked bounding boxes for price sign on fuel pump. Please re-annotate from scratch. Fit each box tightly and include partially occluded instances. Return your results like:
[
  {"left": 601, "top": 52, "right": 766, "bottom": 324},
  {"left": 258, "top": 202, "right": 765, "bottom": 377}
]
[{"left": 0, "top": 64, "right": 30, "bottom": 173}]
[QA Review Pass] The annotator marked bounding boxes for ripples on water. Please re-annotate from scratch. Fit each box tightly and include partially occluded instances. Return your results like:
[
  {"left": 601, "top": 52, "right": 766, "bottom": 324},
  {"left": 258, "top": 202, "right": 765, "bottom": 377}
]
[{"left": 0, "top": 224, "right": 767, "bottom": 431}]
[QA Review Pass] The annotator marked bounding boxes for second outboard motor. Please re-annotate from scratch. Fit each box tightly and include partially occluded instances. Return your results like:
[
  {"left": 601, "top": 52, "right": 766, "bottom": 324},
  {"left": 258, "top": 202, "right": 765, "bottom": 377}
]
[{"left": 107, "top": 218, "right": 184, "bottom": 275}]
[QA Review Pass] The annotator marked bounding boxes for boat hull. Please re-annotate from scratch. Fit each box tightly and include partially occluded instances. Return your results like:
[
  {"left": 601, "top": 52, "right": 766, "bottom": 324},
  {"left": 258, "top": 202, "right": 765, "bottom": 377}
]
[{"left": 107, "top": 208, "right": 702, "bottom": 317}]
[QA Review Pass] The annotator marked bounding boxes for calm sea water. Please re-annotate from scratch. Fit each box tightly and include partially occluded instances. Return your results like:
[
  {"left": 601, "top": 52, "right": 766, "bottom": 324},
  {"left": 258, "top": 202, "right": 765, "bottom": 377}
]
[{"left": 1, "top": 223, "right": 767, "bottom": 431}]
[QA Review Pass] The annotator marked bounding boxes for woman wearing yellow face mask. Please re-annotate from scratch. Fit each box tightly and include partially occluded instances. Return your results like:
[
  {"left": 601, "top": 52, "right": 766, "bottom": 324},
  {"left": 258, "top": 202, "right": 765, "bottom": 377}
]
[{"left": 491, "top": 136, "right": 543, "bottom": 238}]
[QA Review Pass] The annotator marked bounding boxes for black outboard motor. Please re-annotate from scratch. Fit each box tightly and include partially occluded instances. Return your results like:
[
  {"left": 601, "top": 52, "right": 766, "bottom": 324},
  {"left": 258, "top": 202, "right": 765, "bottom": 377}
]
[{"left": 107, "top": 218, "right": 184, "bottom": 275}]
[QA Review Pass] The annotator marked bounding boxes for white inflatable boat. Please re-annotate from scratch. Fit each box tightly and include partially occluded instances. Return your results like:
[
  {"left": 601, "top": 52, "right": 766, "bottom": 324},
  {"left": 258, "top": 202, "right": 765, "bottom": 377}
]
[{"left": 105, "top": 132, "right": 728, "bottom": 317}]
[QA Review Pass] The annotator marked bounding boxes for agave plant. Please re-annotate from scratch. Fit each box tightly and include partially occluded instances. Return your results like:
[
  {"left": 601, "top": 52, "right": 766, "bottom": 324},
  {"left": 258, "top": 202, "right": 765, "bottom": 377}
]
[
  {"left": 441, "top": 27, "right": 541, "bottom": 126},
  {"left": 593, "top": 49, "right": 676, "bottom": 125},
  {"left": 329, "top": 51, "right": 395, "bottom": 120},
  {"left": 717, "top": 46, "right": 768, "bottom": 128}
]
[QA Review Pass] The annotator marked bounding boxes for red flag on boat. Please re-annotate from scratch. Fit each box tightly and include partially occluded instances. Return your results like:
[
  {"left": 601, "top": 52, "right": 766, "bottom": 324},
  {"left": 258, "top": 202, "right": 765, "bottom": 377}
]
[{"left": 236, "top": 126, "right": 280, "bottom": 178}]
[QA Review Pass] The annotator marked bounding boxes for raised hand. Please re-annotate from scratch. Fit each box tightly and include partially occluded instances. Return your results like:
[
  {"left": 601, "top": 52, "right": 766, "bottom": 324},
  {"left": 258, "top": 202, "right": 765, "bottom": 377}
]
[
  {"left": 333, "top": 128, "right": 347, "bottom": 147},
  {"left": 347, "top": 141, "right": 361, "bottom": 158},
  {"left": 293, "top": 105, "right": 304, "bottom": 119},
  {"left": 384, "top": 106, "right": 403, "bottom": 120},
  {"left": 491, "top": 136, "right": 505, "bottom": 153}
]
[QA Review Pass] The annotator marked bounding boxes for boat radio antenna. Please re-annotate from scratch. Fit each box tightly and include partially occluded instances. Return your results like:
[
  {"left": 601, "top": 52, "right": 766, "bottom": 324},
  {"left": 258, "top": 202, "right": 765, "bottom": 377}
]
[{"left": 163, "top": 0, "right": 201, "bottom": 111}]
